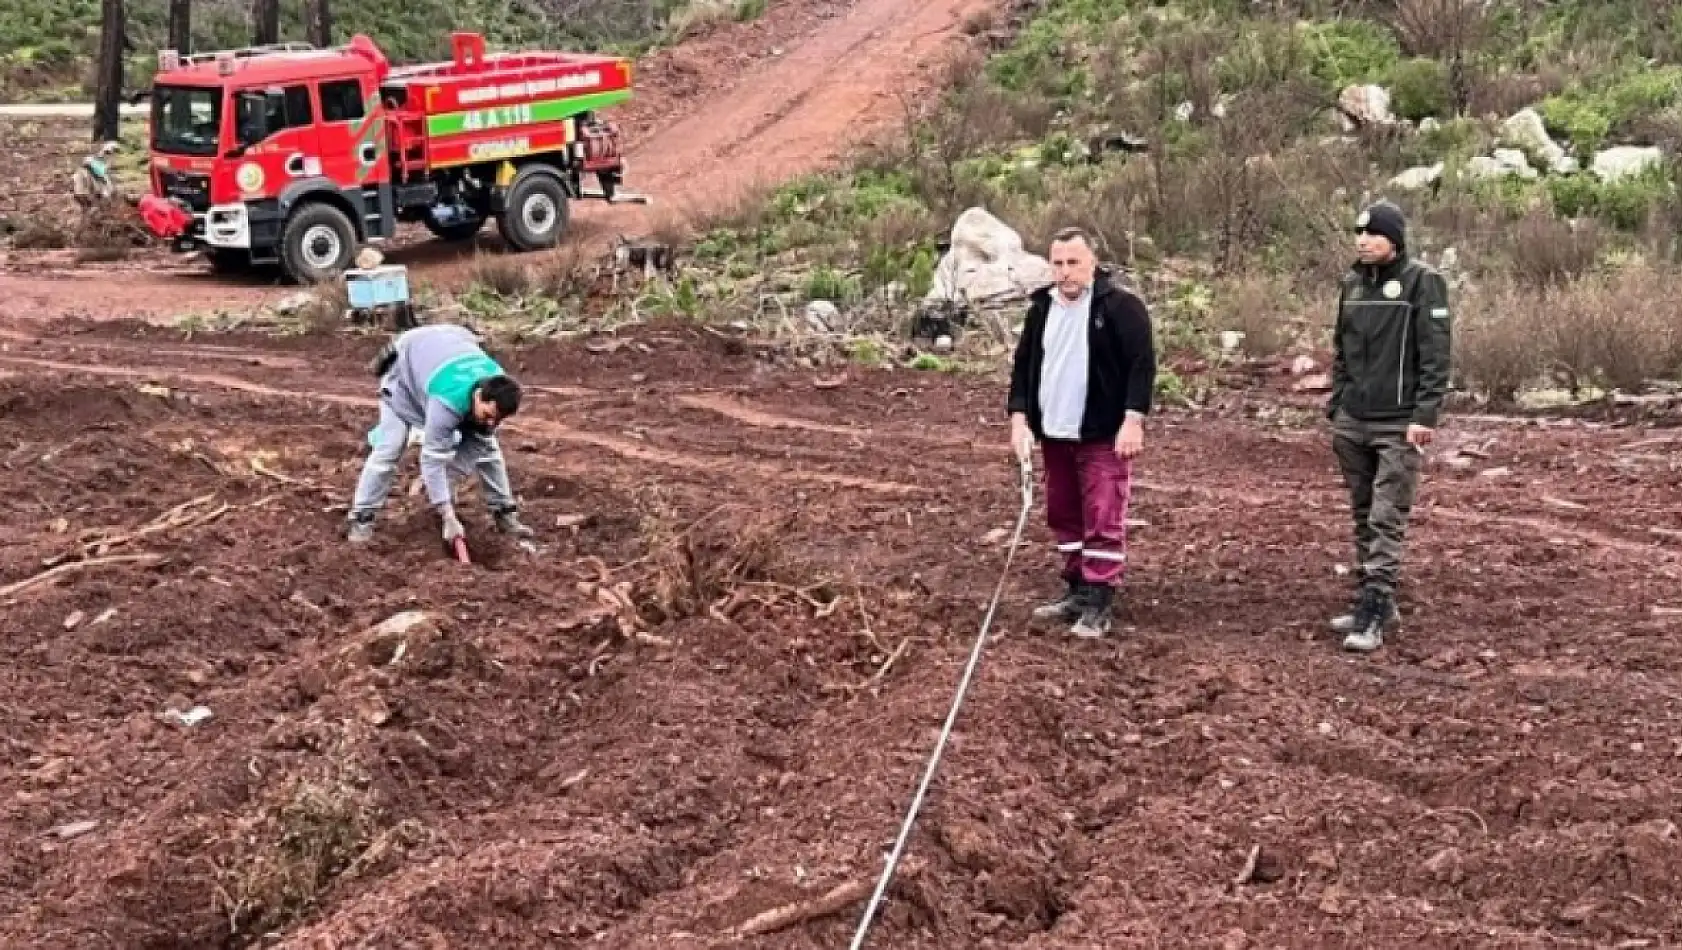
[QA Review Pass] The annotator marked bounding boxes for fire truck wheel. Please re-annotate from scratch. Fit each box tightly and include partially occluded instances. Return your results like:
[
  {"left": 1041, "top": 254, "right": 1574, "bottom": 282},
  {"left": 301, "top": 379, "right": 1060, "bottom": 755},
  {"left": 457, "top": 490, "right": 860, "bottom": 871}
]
[
  {"left": 281, "top": 203, "right": 357, "bottom": 284},
  {"left": 497, "top": 173, "right": 569, "bottom": 252}
]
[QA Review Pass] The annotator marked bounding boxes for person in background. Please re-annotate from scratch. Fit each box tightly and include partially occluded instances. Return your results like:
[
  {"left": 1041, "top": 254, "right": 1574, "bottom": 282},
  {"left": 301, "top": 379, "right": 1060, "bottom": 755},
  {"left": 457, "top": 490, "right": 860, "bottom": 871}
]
[
  {"left": 1327, "top": 199, "right": 1452, "bottom": 654},
  {"left": 1008, "top": 227, "right": 1157, "bottom": 638}
]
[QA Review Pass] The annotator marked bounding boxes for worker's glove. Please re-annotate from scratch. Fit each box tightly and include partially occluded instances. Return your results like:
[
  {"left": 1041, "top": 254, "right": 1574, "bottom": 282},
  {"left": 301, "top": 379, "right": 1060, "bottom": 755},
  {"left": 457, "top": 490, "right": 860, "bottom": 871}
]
[{"left": 438, "top": 504, "right": 465, "bottom": 543}]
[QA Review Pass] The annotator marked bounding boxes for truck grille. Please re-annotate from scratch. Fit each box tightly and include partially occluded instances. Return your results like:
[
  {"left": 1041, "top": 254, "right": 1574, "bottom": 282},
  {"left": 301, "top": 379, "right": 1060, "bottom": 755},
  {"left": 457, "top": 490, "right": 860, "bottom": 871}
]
[{"left": 158, "top": 170, "right": 210, "bottom": 213}]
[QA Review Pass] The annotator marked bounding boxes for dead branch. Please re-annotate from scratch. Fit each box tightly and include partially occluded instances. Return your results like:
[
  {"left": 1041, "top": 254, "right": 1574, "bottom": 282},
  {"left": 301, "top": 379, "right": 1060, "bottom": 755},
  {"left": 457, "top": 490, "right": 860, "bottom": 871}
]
[
  {"left": 707, "top": 588, "right": 753, "bottom": 628},
  {"left": 86, "top": 497, "right": 230, "bottom": 556},
  {"left": 731, "top": 879, "right": 871, "bottom": 938},
  {"left": 824, "top": 636, "right": 913, "bottom": 696},
  {"left": 1233, "top": 844, "right": 1261, "bottom": 886},
  {"left": 1410, "top": 806, "right": 1489, "bottom": 836},
  {"left": 741, "top": 580, "right": 840, "bottom": 613},
  {"left": 870, "top": 637, "right": 910, "bottom": 686},
  {"left": 250, "top": 456, "right": 321, "bottom": 490},
  {"left": 1, "top": 554, "right": 164, "bottom": 600}
]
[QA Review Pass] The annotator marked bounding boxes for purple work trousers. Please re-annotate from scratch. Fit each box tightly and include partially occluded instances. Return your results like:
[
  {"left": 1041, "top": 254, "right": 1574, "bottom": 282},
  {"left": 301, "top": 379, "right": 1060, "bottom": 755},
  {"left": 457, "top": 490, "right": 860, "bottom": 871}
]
[{"left": 1041, "top": 439, "right": 1133, "bottom": 587}]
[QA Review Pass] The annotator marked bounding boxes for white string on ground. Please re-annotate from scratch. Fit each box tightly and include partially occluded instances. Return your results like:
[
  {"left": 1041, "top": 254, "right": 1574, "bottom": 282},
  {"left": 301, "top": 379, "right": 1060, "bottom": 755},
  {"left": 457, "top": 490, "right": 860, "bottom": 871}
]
[{"left": 847, "top": 451, "right": 1036, "bottom": 950}]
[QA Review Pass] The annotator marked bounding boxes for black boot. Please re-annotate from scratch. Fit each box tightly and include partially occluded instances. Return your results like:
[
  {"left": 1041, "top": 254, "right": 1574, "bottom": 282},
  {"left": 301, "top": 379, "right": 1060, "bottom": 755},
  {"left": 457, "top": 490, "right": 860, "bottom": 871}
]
[
  {"left": 1341, "top": 587, "right": 1395, "bottom": 654},
  {"left": 1031, "top": 578, "right": 1085, "bottom": 626},
  {"left": 1071, "top": 584, "right": 1114, "bottom": 639}
]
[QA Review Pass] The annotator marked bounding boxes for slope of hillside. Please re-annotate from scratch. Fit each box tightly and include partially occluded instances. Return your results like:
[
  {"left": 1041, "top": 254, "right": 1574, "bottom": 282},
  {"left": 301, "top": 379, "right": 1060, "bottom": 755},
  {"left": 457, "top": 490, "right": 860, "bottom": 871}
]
[{"left": 676, "top": 0, "right": 1682, "bottom": 405}]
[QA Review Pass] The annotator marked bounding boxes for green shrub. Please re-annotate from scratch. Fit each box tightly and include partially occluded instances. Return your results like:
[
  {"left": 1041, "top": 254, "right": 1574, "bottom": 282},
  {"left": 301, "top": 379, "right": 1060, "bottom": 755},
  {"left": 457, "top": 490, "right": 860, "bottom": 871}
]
[
  {"left": 1298, "top": 19, "right": 1400, "bottom": 94},
  {"left": 804, "top": 266, "right": 860, "bottom": 304},
  {"left": 733, "top": 0, "right": 766, "bottom": 22},
  {"left": 1539, "top": 95, "right": 1611, "bottom": 151},
  {"left": 1388, "top": 57, "right": 1452, "bottom": 120},
  {"left": 1545, "top": 167, "right": 1673, "bottom": 231},
  {"left": 1541, "top": 68, "right": 1682, "bottom": 151}
]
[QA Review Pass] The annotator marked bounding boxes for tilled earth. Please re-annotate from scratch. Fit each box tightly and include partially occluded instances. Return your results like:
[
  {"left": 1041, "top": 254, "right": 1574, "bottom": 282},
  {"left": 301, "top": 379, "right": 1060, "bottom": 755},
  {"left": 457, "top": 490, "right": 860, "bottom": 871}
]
[{"left": 3, "top": 319, "right": 1682, "bottom": 948}]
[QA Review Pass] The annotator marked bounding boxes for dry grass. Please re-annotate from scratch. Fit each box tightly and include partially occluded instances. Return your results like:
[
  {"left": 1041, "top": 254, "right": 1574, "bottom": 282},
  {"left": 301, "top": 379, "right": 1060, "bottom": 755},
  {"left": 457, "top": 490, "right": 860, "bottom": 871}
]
[
  {"left": 298, "top": 279, "right": 349, "bottom": 335},
  {"left": 10, "top": 219, "right": 69, "bottom": 249},
  {"left": 468, "top": 252, "right": 535, "bottom": 298},
  {"left": 1211, "top": 273, "right": 1308, "bottom": 358},
  {"left": 635, "top": 499, "right": 794, "bottom": 624},
  {"left": 1509, "top": 207, "right": 1604, "bottom": 287},
  {"left": 211, "top": 761, "right": 414, "bottom": 939},
  {"left": 1386, "top": 0, "right": 1490, "bottom": 59},
  {"left": 1456, "top": 261, "right": 1682, "bottom": 401}
]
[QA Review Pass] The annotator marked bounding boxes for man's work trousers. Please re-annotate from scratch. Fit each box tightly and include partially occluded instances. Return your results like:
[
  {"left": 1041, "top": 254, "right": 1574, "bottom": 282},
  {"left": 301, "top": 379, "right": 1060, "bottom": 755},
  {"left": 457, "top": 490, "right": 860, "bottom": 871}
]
[
  {"left": 1041, "top": 439, "right": 1133, "bottom": 587},
  {"left": 349, "top": 400, "right": 516, "bottom": 518},
  {"left": 1332, "top": 411, "right": 1420, "bottom": 595}
]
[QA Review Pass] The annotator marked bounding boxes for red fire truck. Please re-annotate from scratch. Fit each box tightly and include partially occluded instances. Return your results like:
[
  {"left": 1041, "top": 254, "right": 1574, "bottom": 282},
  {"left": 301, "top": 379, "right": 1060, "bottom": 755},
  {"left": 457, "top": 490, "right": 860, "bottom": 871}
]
[{"left": 137, "top": 31, "right": 645, "bottom": 284}]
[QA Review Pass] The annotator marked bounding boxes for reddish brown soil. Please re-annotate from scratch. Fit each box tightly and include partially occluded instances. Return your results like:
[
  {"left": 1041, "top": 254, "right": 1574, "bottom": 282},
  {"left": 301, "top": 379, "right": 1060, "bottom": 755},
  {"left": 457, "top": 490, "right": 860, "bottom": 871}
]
[
  {"left": 0, "top": 0, "right": 989, "bottom": 323},
  {"left": 3, "top": 318, "right": 1682, "bottom": 948}
]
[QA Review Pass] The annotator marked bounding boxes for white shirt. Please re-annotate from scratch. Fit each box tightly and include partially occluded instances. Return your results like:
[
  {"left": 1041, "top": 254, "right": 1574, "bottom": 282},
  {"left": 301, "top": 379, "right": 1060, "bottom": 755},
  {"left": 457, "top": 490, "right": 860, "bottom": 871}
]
[{"left": 1037, "top": 287, "right": 1091, "bottom": 439}]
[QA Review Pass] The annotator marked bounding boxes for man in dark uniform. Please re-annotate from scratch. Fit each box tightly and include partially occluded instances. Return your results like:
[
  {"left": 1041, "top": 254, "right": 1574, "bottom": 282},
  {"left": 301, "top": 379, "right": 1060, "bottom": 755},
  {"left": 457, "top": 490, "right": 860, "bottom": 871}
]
[{"left": 1327, "top": 200, "right": 1452, "bottom": 653}]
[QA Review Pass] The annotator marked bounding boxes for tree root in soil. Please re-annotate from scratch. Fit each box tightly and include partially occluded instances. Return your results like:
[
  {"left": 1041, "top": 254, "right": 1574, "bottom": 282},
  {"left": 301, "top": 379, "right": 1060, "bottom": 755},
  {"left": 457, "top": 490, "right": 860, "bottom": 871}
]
[
  {"left": 0, "top": 553, "right": 164, "bottom": 600},
  {"left": 730, "top": 878, "right": 871, "bottom": 937}
]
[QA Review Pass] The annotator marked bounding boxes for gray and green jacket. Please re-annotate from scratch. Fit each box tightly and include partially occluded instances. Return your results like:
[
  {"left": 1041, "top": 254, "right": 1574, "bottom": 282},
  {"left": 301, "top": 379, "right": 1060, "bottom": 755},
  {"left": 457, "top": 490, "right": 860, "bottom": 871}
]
[
  {"left": 376, "top": 323, "right": 505, "bottom": 507},
  {"left": 1329, "top": 254, "right": 1452, "bottom": 427}
]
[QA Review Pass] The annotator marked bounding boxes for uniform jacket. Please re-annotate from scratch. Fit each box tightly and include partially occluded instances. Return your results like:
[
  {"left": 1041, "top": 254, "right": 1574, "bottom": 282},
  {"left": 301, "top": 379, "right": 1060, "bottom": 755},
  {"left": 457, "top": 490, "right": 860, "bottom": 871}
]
[{"left": 1329, "top": 254, "right": 1452, "bottom": 428}]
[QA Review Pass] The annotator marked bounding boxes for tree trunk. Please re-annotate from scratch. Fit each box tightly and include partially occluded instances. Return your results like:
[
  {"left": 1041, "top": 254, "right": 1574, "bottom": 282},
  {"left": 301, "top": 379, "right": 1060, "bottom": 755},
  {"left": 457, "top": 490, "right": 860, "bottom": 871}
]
[
  {"left": 305, "top": 0, "right": 331, "bottom": 47},
  {"left": 93, "top": 0, "right": 125, "bottom": 142},
  {"left": 252, "top": 0, "right": 279, "bottom": 46},
  {"left": 168, "top": 0, "right": 191, "bottom": 53}
]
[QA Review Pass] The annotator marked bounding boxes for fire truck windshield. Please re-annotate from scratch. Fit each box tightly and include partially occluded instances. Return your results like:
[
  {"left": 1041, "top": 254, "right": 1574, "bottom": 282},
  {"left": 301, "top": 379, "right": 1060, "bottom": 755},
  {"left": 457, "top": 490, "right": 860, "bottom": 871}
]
[{"left": 152, "top": 85, "right": 222, "bottom": 157}]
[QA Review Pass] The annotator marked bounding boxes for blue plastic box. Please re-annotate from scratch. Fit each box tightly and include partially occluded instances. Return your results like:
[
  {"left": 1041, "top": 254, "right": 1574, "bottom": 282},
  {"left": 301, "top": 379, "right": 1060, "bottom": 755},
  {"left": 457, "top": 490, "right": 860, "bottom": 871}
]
[{"left": 345, "top": 265, "right": 410, "bottom": 309}]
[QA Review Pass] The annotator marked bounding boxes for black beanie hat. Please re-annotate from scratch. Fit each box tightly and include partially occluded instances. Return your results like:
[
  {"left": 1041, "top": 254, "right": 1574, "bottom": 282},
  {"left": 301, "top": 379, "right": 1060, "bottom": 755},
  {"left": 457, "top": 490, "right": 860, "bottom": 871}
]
[{"left": 1355, "top": 200, "right": 1406, "bottom": 253}]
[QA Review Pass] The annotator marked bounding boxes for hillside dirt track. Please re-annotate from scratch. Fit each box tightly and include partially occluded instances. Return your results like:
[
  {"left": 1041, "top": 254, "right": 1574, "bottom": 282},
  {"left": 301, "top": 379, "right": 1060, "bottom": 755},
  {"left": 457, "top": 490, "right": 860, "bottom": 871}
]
[
  {"left": 3, "top": 317, "right": 1682, "bottom": 948},
  {"left": 0, "top": 0, "right": 989, "bottom": 324}
]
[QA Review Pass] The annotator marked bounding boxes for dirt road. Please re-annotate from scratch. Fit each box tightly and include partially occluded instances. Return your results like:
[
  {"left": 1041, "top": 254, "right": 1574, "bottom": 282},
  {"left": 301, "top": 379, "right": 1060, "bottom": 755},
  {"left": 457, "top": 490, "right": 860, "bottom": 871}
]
[
  {"left": 2, "top": 318, "right": 1681, "bottom": 948},
  {"left": 0, "top": 0, "right": 986, "bottom": 323}
]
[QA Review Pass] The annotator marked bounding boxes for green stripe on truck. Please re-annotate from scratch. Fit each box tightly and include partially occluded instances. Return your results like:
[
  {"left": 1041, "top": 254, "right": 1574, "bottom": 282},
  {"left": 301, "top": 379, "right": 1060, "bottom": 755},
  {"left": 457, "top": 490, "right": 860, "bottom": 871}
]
[{"left": 426, "top": 89, "right": 631, "bottom": 138}]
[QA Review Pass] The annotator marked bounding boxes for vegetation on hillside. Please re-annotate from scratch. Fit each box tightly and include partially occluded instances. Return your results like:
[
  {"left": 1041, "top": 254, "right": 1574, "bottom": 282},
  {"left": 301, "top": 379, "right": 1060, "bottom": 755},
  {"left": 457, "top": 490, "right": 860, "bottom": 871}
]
[
  {"left": 0, "top": 0, "right": 756, "bottom": 100},
  {"left": 653, "top": 0, "right": 1682, "bottom": 403}
]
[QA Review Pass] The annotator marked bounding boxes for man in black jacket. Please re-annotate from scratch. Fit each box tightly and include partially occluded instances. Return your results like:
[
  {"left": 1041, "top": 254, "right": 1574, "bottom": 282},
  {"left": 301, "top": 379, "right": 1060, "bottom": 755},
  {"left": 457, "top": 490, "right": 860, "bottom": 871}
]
[
  {"left": 1008, "top": 227, "right": 1157, "bottom": 638},
  {"left": 1327, "top": 200, "right": 1452, "bottom": 654}
]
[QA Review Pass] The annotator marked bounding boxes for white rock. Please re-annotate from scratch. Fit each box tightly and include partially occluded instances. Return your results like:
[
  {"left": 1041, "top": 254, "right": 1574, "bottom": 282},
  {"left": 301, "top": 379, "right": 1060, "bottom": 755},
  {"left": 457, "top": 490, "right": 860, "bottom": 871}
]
[
  {"left": 1555, "top": 155, "right": 1580, "bottom": 175},
  {"left": 1592, "top": 145, "right": 1664, "bottom": 182},
  {"left": 1493, "top": 148, "right": 1538, "bottom": 179},
  {"left": 1173, "top": 101, "right": 1194, "bottom": 123},
  {"left": 373, "top": 610, "right": 434, "bottom": 638},
  {"left": 1290, "top": 355, "right": 1319, "bottom": 376},
  {"left": 1337, "top": 84, "right": 1393, "bottom": 130},
  {"left": 1500, "top": 108, "right": 1569, "bottom": 172},
  {"left": 933, "top": 334, "right": 954, "bottom": 352},
  {"left": 804, "top": 299, "right": 840, "bottom": 332},
  {"left": 1219, "top": 330, "right": 1245, "bottom": 354},
  {"left": 1467, "top": 154, "right": 1534, "bottom": 180},
  {"left": 1390, "top": 162, "right": 1444, "bottom": 190},
  {"left": 1418, "top": 117, "right": 1441, "bottom": 133},
  {"left": 925, "top": 207, "right": 1054, "bottom": 304}
]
